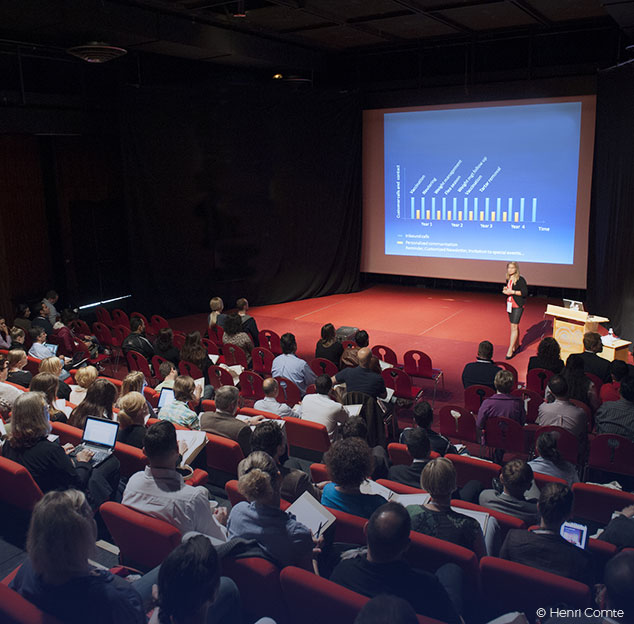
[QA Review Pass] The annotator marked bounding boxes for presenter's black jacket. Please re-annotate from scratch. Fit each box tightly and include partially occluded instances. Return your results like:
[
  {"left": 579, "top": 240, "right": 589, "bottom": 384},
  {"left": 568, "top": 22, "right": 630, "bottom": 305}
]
[{"left": 509, "top": 276, "right": 528, "bottom": 307}]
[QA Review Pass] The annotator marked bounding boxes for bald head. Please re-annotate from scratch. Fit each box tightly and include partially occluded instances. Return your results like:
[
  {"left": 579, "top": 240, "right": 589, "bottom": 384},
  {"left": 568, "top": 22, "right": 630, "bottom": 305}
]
[
  {"left": 367, "top": 502, "right": 410, "bottom": 563},
  {"left": 358, "top": 347, "right": 372, "bottom": 368},
  {"left": 262, "top": 378, "right": 278, "bottom": 397}
]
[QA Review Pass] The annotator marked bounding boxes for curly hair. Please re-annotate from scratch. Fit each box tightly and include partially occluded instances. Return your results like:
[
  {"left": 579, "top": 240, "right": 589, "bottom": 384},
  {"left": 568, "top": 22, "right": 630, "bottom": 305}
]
[
  {"left": 536, "top": 337, "right": 561, "bottom": 368},
  {"left": 324, "top": 437, "right": 373, "bottom": 488}
]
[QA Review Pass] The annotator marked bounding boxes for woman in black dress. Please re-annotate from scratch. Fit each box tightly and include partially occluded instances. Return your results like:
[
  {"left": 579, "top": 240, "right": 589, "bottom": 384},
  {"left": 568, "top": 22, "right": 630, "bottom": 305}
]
[{"left": 503, "top": 261, "right": 528, "bottom": 359}]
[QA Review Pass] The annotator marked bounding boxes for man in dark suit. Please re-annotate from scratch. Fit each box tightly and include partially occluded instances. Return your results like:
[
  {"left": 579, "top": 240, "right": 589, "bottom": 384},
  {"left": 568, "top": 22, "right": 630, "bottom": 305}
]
[
  {"left": 388, "top": 428, "right": 431, "bottom": 488},
  {"left": 577, "top": 331, "right": 611, "bottom": 383},
  {"left": 461, "top": 340, "right": 502, "bottom": 390},
  {"left": 200, "top": 385, "right": 263, "bottom": 456}
]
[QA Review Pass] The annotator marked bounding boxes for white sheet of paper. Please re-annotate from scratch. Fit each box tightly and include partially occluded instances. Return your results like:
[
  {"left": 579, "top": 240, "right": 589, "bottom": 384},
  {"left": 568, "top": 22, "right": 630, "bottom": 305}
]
[
  {"left": 207, "top": 354, "right": 220, "bottom": 364},
  {"left": 395, "top": 493, "right": 431, "bottom": 506},
  {"left": 452, "top": 506, "right": 489, "bottom": 534},
  {"left": 378, "top": 359, "right": 393, "bottom": 371},
  {"left": 194, "top": 377, "right": 205, "bottom": 395},
  {"left": 286, "top": 491, "right": 336, "bottom": 537},
  {"left": 343, "top": 404, "right": 363, "bottom": 417},
  {"left": 176, "top": 430, "right": 208, "bottom": 466}
]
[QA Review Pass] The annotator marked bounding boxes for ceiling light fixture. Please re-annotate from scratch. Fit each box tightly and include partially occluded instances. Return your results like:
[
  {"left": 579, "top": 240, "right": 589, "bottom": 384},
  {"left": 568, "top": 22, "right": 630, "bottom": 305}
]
[{"left": 67, "top": 42, "right": 127, "bottom": 63}]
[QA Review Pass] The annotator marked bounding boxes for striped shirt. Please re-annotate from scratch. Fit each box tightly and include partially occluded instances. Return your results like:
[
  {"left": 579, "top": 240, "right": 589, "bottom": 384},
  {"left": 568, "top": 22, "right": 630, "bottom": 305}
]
[{"left": 594, "top": 398, "right": 634, "bottom": 442}]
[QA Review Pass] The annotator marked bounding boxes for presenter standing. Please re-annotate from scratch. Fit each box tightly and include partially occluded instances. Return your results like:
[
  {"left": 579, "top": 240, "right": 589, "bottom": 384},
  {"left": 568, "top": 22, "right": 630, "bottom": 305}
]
[{"left": 502, "top": 261, "right": 528, "bottom": 359}]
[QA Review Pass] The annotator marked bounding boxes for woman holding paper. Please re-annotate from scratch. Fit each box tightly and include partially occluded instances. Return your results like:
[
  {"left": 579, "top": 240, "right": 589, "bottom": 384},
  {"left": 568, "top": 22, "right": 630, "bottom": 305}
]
[{"left": 502, "top": 261, "right": 528, "bottom": 359}]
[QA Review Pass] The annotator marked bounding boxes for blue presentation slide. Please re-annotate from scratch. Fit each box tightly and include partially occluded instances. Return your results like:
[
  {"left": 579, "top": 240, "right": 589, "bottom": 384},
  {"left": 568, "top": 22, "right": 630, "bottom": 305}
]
[{"left": 384, "top": 102, "right": 582, "bottom": 264}]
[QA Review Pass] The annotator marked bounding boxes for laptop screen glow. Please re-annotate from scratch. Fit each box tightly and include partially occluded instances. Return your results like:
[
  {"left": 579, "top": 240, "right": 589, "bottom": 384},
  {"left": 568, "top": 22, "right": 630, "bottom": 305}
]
[{"left": 83, "top": 417, "right": 118, "bottom": 447}]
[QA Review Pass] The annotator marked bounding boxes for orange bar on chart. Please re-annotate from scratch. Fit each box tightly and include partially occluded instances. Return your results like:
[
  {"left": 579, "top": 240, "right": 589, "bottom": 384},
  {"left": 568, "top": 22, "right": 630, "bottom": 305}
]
[
  {"left": 416, "top": 210, "right": 420, "bottom": 219},
  {"left": 458, "top": 211, "right": 462, "bottom": 220},
  {"left": 469, "top": 211, "right": 473, "bottom": 220},
  {"left": 437, "top": 211, "right": 441, "bottom": 220},
  {"left": 426, "top": 210, "right": 430, "bottom": 220},
  {"left": 480, "top": 211, "right": 484, "bottom": 221},
  {"left": 514, "top": 212, "right": 519, "bottom": 222},
  {"left": 491, "top": 213, "right": 496, "bottom": 221},
  {"left": 503, "top": 213, "right": 507, "bottom": 222},
  {"left": 448, "top": 211, "right": 452, "bottom": 220}
]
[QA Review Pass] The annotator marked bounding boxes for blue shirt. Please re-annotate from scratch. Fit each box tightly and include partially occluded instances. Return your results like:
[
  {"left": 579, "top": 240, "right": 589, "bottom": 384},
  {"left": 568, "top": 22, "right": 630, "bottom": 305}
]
[
  {"left": 227, "top": 501, "right": 313, "bottom": 567},
  {"left": 158, "top": 399, "right": 200, "bottom": 429},
  {"left": 271, "top": 353, "right": 316, "bottom": 395},
  {"left": 321, "top": 482, "right": 385, "bottom": 519}
]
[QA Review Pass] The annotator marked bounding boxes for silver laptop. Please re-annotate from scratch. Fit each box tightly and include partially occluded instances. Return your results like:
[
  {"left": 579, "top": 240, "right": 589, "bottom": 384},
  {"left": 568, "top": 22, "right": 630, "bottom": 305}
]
[
  {"left": 563, "top": 299, "right": 584, "bottom": 311},
  {"left": 73, "top": 417, "right": 119, "bottom": 467}
]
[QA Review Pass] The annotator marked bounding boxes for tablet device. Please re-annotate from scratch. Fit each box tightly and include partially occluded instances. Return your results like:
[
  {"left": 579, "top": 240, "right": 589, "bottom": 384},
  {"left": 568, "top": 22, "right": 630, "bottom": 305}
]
[{"left": 560, "top": 521, "right": 588, "bottom": 549}]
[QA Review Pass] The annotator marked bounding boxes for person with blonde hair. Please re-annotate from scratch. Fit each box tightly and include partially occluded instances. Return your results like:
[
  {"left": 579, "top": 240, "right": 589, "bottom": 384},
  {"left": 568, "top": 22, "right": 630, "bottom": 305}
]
[
  {"left": 6, "top": 348, "right": 32, "bottom": 388},
  {"left": 9, "top": 325, "right": 26, "bottom": 350},
  {"left": 70, "top": 365, "right": 99, "bottom": 405},
  {"left": 227, "top": 451, "right": 314, "bottom": 568},
  {"left": 502, "top": 261, "right": 528, "bottom": 359},
  {"left": 69, "top": 378, "right": 118, "bottom": 429},
  {"left": 208, "top": 296, "right": 227, "bottom": 334},
  {"left": 406, "top": 457, "right": 487, "bottom": 558},
  {"left": 39, "top": 355, "right": 71, "bottom": 400},
  {"left": 9, "top": 489, "right": 146, "bottom": 623},
  {"left": 29, "top": 372, "right": 67, "bottom": 422},
  {"left": 117, "top": 391, "right": 149, "bottom": 448},
  {"left": 119, "top": 370, "right": 155, "bottom": 416}
]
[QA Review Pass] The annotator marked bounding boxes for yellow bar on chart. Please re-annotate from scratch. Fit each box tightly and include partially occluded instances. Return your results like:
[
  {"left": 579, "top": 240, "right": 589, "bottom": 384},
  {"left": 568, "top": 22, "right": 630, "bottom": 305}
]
[
  {"left": 437, "top": 211, "right": 441, "bottom": 220},
  {"left": 480, "top": 211, "right": 484, "bottom": 221},
  {"left": 503, "top": 213, "right": 507, "bottom": 222},
  {"left": 448, "top": 211, "right": 452, "bottom": 220},
  {"left": 469, "top": 211, "right": 473, "bottom": 221},
  {"left": 426, "top": 210, "right": 430, "bottom": 220},
  {"left": 416, "top": 210, "right": 420, "bottom": 219},
  {"left": 514, "top": 212, "right": 519, "bottom": 222},
  {"left": 458, "top": 211, "right": 462, "bottom": 220}
]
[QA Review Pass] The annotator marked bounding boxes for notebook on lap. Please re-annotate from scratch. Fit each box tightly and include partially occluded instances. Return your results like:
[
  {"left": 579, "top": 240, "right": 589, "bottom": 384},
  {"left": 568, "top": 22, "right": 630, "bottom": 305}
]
[{"left": 72, "top": 417, "right": 119, "bottom": 467}]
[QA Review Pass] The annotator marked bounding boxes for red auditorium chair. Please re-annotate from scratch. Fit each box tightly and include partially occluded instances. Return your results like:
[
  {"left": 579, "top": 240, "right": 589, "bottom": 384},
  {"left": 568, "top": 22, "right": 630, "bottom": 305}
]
[
  {"left": 533, "top": 471, "right": 566, "bottom": 489},
  {"left": 494, "top": 361, "right": 518, "bottom": 387},
  {"left": 403, "top": 349, "right": 444, "bottom": 407},
  {"left": 534, "top": 425, "right": 579, "bottom": 464},
  {"left": 223, "top": 344, "right": 249, "bottom": 368},
  {"left": 24, "top": 355, "right": 42, "bottom": 376},
  {"left": 526, "top": 367, "right": 554, "bottom": 394},
  {"left": 95, "top": 306, "right": 114, "bottom": 328},
  {"left": 572, "top": 482, "right": 634, "bottom": 526},
  {"left": 172, "top": 331, "right": 186, "bottom": 350},
  {"left": 275, "top": 377, "right": 302, "bottom": 406},
  {"left": 207, "top": 365, "right": 234, "bottom": 389},
  {"left": 463, "top": 384, "right": 494, "bottom": 414},
  {"left": 479, "top": 556, "right": 591, "bottom": 620},
  {"left": 111, "top": 309, "right": 130, "bottom": 330},
  {"left": 150, "top": 314, "right": 170, "bottom": 333},
  {"left": 388, "top": 442, "right": 413, "bottom": 466},
  {"left": 376, "top": 479, "right": 424, "bottom": 495},
  {"left": 151, "top": 354, "right": 168, "bottom": 377},
  {"left": 586, "top": 433, "right": 634, "bottom": 480},
  {"left": 510, "top": 387, "right": 542, "bottom": 423},
  {"left": 445, "top": 453, "right": 501, "bottom": 489},
  {"left": 570, "top": 398, "right": 594, "bottom": 432},
  {"left": 586, "top": 372, "right": 604, "bottom": 392},
  {"left": 259, "top": 329, "right": 282, "bottom": 355},
  {"left": 113, "top": 441, "right": 150, "bottom": 479},
  {"left": 381, "top": 368, "right": 423, "bottom": 403},
  {"left": 283, "top": 417, "right": 330, "bottom": 454},
  {"left": 111, "top": 325, "right": 128, "bottom": 356},
  {"left": 68, "top": 318, "right": 91, "bottom": 336},
  {"left": 92, "top": 322, "right": 121, "bottom": 369},
  {"left": 205, "top": 432, "right": 245, "bottom": 476},
  {"left": 208, "top": 324, "right": 224, "bottom": 346},
  {"left": 309, "top": 357, "right": 338, "bottom": 377},
  {"left": 0, "top": 456, "right": 43, "bottom": 512},
  {"left": 100, "top": 502, "right": 182, "bottom": 571},
  {"left": 127, "top": 351, "right": 155, "bottom": 385},
  {"left": 0, "top": 583, "right": 63, "bottom": 624},
  {"left": 483, "top": 417, "right": 528, "bottom": 459},
  {"left": 224, "top": 479, "right": 246, "bottom": 506},
  {"left": 309, "top": 463, "right": 329, "bottom": 484},
  {"left": 439, "top": 405, "right": 479, "bottom": 446},
  {"left": 371, "top": 344, "right": 399, "bottom": 366},
  {"left": 201, "top": 338, "right": 220, "bottom": 356},
  {"left": 252, "top": 347, "right": 274, "bottom": 376},
  {"left": 451, "top": 499, "right": 526, "bottom": 542},
  {"left": 51, "top": 421, "right": 83, "bottom": 446},
  {"left": 179, "top": 360, "right": 204, "bottom": 380},
  {"left": 239, "top": 370, "right": 265, "bottom": 402}
]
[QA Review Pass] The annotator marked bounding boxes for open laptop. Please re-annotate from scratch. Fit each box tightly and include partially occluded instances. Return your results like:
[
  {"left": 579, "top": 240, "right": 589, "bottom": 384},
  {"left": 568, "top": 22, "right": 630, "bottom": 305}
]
[
  {"left": 71, "top": 417, "right": 119, "bottom": 467},
  {"left": 563, "top": 298, "right": 584, "bottom": 312},
  {"left": 158, "top": 387, "right": 176, "bottom": 411}
]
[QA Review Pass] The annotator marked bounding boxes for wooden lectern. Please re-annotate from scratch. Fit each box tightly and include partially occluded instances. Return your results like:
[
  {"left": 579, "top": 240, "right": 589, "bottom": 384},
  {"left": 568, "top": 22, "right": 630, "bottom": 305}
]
[{"left": 545, "top": 305, "right": 609, "bottom": 362}]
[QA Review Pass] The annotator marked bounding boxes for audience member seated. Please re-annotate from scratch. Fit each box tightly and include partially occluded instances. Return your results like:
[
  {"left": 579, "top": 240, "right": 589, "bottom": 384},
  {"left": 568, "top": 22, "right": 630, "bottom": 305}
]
[
  {"left": 561, "top": 353, "right": 600, "bottom": 412},
  {"left": 253, "top": 377, "right": 300, "bottom": 418},
  {"left": 529, "top": 432, "right": 579, "bottom": 485},
  {"left": 10, "top": 490, "right": 147, "bottom": 624},
  {"left": 400, "top": 400, "right": 458, "bottom": 455},
  {"left": 476, "top": 370, "right": 525, "bottom": 430},
  {"left": 342, "top": 416, "right": 390, "bottom": 481},
  {"left": 0, "top": 315, "right": 10, "bottom": 349},
  {"left": 406, "top": 458, "right": 487, "bottom": 559},
  {"left": 153, "top": 328, "right": 180, "bottom": 365},
  {"left": 388, "top": 428, "right": 432, "bottom": 488},
  {"left": 119, "top": 370, "right": 155, "bottom": 417},
  {"left": 222, "top": 313, "right": 254, "bottom": 366},
  {"left": 598, "top": 505, "right": 634, "bottom": 550},
  {"left": 69, "top": 365, "right": 99, "bottom": 405},
  {"left": 29, "top": 372, "right": 68, "bottom": 422},
  {"left": 208, "top": 296, "right": 227, "bottom": 334},
  {"left": 180, "top": 331, "right": 212, "bottom": 386},
  {"left": 340, "top": 330, "right": 381, "bottom": 373},
  {"left": 320, "top": 437, "right": 385, "bottom": 518},
  {"left": 271, "top": 332, "right": 317, "bottom": 396},
  {"left": 69, "top": 378, "right": 118, "bottom": 429},
  {"left": 9, "top": 325, "right": 26, "bottom": 350},
  {"left": 13, "top": 302, "right": 32, "bottom": 333},
  {"left": 158, "top": 375, "right": 201, "bottom": 430},
  {"left": 117, "top": 391, "right": 149, "bottom": 448},
  {"left": 354, "top": 595, "right": 418, "bottom": 624},
  {"left": 590, "top": 551, "right": 634, "bottom": 624},
  {"left": 462, "top": 340, "right": 502, "bottom": 390},
  {"left": 201, "top": 385, "right": 263, "bottom": 456},
  {"left": 537, "top": 374, "right": 587, "bottom": 439},
  {"left": 500, "top": 482, "right": 593, "bottom": 585},
  {"left": 330, "top": 502, "right": 462, "bottom": 624},
  {"left": 527, "top": 336, "right": 565, "bottom": 375},
  {"left": 315, "top": 322, "right": 343, "bottom": 368},
  {"left": 0, "top": 354, "right": 22, "bottom": 419},
  {"left": 28, "top": 327, "right": 72, "bottom": 374},
  {"left": 236, "top": 297, "right": 259, "bottom": 347},
  {"left": 298, "top": 374, "right": 348, "bottom": 441},
  {"left": 121, "top": 316, "right": 154, "bottom": 361},
  {"left": 42, "top": 290, "right": 60, "bottom": 325},
  {"left": 577, "top": 331, "right": 612, "bottom": 383},
  {"left": 601, "top": 359, "right": 630, "bottom": 403},
  {"left": 149, "top": 534, "right": 251, "bottom": 624},
  {"left": 251, "top": 421, "right": 322, "bottom": 502},
  {"left": 333, "top": 347, "right": 387, "bottom": 399},
  {"left": 123, "top": 420, "right": 227, "bottom": 540},
  {"left": 595, "top": 375, "right": 634, "bottom": 442},
  {"left": 31, "top": 301, "right": 53, "bottom": 337},
  {"left": 155, "top": 360, "right": 178, "bottom": 393},
  {"left": 39, "top": 356, "right": 72, "bottom": 400},
  {"left": 6, "top": 349, "right": 32, "bottom": 388},
  {"left": 227, "top": 450, "right": 314, "bottom": 567},
  {"left": 479, "top": 459, "right": 539, "bottom": 525},
  {"left": 3, "top": 392, "right": 120, "bottom": 507}
]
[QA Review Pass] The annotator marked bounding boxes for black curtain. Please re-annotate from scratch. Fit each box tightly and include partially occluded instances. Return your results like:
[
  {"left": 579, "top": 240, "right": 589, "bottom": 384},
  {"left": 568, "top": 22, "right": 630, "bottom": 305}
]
[
  {"left": 587, "top": 63, "right": 634, "bottom": 343},
  {"left": 119, "top": 83, "right": 361, "bottom": 317}
]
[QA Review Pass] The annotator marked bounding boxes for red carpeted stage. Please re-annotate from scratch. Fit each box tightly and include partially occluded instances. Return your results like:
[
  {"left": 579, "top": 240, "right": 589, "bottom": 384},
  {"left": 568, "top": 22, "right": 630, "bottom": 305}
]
[{"left": 169, "top": 284, "right": 555, "bottom": 409}]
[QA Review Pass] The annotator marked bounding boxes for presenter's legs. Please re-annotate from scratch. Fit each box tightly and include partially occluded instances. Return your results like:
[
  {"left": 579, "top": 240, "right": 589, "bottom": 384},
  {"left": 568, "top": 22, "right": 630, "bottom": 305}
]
[{"left": 507, "top": 322, "right": 520, "bottom": 358}]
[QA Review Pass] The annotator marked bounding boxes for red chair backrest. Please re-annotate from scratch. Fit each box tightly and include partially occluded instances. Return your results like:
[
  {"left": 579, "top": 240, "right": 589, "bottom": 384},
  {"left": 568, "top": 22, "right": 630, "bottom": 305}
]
[
  {"left": 225, "top": 479, "right": 247, "bottom": 506},
  {"left": 569, "top": 398, "right": 593, "bottom": 432},
  {"left": 25, "top": 356, "right": 41, "bottom": 376},
  {"left": 326, "top": 506, "right": 367, "bottom": 545},
  {"left": 480, "top": 556, "right": 591, "bottom": 620},
  {"left": 51, "top": 421, "right": 83, "bottom": 446},
  {"left": 463, "top": 384, "right": 494, "bottom": 413},
  {"left": 207, "top": 365, "right": 234, "bottom": 389},
  {"left": 252, "top": 347, "right": 275, "bottom": 376},
  {"left": 223, "top": 343, "right": 248, "bottom": 368},
  {"left": 114, "top": 441, "right": 149, "bottom": 478},
  {"left": 111, "top": 325, "right": 128, "bottom": 347},
  {"left": 588, "top": 434, "right": 634, "bottom": 477},
  {"left": 0, "top": 456, "right": 43, "bottom": 511},
  {"left": 239, "top": 371, "right": 265, "bottom": 400},
  {"left": 150, "top": 314, "right": 170, "bottom": 332},
  {"left": 403, "top": 349, "right": 434, "bottom": 378},
  {"left": 127, "top": 351, "right": 153, "bottom": 382},
  {"left": 309, "top": 357, "right": 338, "bottom": 377},
  {"left": 95, "top": 306, "right": 114, "bottom": 328},
  {"left": 201, "top": 338, "right": 219, "bottom": 356},
  {"left": 371, "top": 344, "right": 398, "bottom": 366},
  {"left": 172, "top": 332, "right": 186, "bottom": 350},
  {"left": 283, "top": 416, "right": 330, "bottom": 453},
  {"left": 494, "top": 361, "right": 518, "bottom": 387},
  {"left": 69, "top": 319, "right": 91, "bottom": 335},
  {"left": 259, "top": 329, "right": 282, "bottom": 355},
  {"left": 526, "top": 367, "right": 554, "bottom": 394},
  {"left": 0, "top": 583, "right": 63, "bottom": 624},
  {"left": 381, "top": 368, "right": 415, "bottom": 397},
  {"left": 451, "top": 499, "right": 525, "bottom": 542},
  {"left": 534, "top": 425, "right": 579, "bottom": 464},
  {"left": 151, "top": 354, "right": 169, "bottom": 377},
  {"left": 179, "top": 360, "right": 204, "bottom": 380},
  {"left": 100, "top": 501, "right": 181, "bottom": 571},
  {"left": 510, "top": 388, "right": 542, "bottom": 424},
  {"left": 376, "top": 478, "right": 424, "bottom": 495},
  {"left": 275, "top": 377, "right": 302, "bottom": 406},
  {"left": 204, "top": 432, "right": 245, "bottom": 475},
  {"left": 438, "top": 405, "right": 479, "bottom": 444},
  {"left": 585, "top": 372, "right": 603, "bottom": 391},
  {"left": 309, "top": 462, "right": 330, "bottom": 483},
  {"left": 445, "top": 453, "right": 501, "bottom": 489},
  {"left": 533, "top": 471, "right": 567, "bottom": 489},
  {"left": 387, "top": 442, "right": 413, "bottom": 466},
  {"left": 572, "top": 482, "right": 634, "bottom": 525},
  {"left": 111, "top": 309, "right": 130, "bottom": 330},
  {"left": 208, "top": 324, "right": 224, "bottom": 345},
  {"left": 484, "top": 417, "right": 526, "bottom": 453},
  {"left": 92, "top": 322, "right": 113, "bottom": 348}
]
